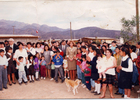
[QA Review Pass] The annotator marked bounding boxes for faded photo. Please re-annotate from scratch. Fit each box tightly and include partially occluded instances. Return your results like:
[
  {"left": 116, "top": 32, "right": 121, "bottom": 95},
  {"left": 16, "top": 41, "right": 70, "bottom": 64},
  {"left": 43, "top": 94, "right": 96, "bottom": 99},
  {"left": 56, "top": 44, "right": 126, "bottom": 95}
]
[{"left": 0, "top": 0, "right": 140, "bottom": 99}]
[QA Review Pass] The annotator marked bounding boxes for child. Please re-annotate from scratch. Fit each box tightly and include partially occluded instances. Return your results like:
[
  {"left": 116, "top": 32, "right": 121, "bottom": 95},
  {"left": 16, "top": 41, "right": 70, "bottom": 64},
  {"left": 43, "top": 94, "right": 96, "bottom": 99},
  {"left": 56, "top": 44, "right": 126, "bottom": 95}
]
[
  {"left": 76, "top": 48, "right": 82, "bottom": 80},
  {"left": 63, "top": 55, "right": 69, "bottom": 78},
  {"left": 96, "top": 54, "right": 106, "bottom": 82},
  {"left": 83, "top": 61, "right": 92, "bottom": 91},
  {"left": 81, "top": 46, "right": 88, "bottom": 56},
  {"left": 34, "top": 53, "right": 40, "bottom": 81},
  {"left": 0, "top": 49, "right": 8, "bottom": 90},
  {"left": 27, "top": 55, "right": 35, "bottom": 82},
  {"left": 5, "top": 47, "right": 16, "bottom": 85},
  {"left": 50, "top": 61, "right": 55, "bottom": 81},
  {"left": 79, "top": 55, "right": 87, "bottom": 88},
  {"left": 40, "top": 56, "right": 46, "bottom": 79},
  {"left": 53, "top": 50, "right": 64, "bottom": 83},
  {"left": 16, "top": 56, "right": 28, "bottom": 85}
]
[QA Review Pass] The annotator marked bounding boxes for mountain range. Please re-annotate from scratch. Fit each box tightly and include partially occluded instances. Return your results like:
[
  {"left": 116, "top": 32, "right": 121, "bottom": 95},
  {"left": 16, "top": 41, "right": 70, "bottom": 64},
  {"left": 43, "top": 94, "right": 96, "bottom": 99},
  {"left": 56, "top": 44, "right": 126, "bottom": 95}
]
[{"left": 0, "top": 19, "right": 121, "bottom": 39}]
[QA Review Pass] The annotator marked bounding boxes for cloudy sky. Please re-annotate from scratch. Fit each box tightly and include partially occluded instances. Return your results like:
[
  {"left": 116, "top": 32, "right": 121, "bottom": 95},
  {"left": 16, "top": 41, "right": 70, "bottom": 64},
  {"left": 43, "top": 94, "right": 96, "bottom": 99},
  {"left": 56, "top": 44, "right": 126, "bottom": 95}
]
[{"left": 0, "top": 0, "right": 139, "bottom": 30}]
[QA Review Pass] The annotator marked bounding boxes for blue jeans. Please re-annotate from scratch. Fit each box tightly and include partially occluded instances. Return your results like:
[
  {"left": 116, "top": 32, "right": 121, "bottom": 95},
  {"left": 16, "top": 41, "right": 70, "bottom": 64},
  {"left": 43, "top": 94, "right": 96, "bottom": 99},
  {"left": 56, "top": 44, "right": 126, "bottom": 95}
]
[
  {"left": 81, "top": 72, "right": 86, "bottom": 85},
  {"left": 118, "top": 73, "right": 124, "bottom": 94},
  {"left": 77, "top": 65, "right": 82, "bottom": 80},
  {"left": 90, "top": 78, "right": 95, "bottom": 88}
]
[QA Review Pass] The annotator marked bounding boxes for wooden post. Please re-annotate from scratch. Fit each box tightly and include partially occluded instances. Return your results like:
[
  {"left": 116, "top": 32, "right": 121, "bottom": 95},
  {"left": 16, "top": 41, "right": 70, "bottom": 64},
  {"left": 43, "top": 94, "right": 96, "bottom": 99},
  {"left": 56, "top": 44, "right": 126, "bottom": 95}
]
[
  {"left": 70, "top": 22, "right": 72, "bottom": 40},
  {"left": 12, "top": 26, "right": 15, "bottom": 35},
  {"left": 136, "top": 0, "right": 139, "bottom": 41}
]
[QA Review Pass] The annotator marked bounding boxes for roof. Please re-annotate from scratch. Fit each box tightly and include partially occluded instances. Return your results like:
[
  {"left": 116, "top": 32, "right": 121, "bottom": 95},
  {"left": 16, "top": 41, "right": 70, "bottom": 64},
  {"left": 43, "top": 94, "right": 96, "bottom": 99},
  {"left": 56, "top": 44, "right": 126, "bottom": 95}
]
[
  {"left": 0, "top": 34, "right": 39, "bottom": 38},
  {"left": 82, "top": 37, "right": 116, "bottom": 40}
]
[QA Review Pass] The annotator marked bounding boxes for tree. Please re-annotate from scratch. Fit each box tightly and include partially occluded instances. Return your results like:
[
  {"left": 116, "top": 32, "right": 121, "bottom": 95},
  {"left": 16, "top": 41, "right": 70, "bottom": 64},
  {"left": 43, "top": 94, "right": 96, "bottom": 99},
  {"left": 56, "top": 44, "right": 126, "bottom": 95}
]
[{"left": 120, "top": 16, "right": 138, "bottom": 43}]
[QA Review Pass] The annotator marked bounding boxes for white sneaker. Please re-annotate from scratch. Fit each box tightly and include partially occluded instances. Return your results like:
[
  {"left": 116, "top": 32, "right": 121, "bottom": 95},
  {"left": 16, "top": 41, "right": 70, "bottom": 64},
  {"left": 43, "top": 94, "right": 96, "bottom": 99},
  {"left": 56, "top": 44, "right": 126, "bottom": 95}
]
[
  {"left": 64, "top": 76, "right": 66, "bottom": 78},
  {"left": 44, "top": 77, "right": 46, "bottom": 80},
  {"left": 83, "top": 85, "right": 86, "bottom": 88},
  {"left": 50, "top": 78, "right": 54, "bottom": 81},
  {"left": 137, "top": 89, "right": 140, "bottom": 93},
  {"left": 41, "top": 77, "right": 43, "bottom": 79},
  {"left": 67, "top": 77, "right": 70, "bottom": 79}
]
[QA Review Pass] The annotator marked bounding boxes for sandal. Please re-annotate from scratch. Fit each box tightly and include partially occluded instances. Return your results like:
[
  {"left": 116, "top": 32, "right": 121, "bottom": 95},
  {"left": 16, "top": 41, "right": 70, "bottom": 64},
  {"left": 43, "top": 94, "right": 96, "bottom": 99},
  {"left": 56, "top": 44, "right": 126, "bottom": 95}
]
[
  {"left": 99, "top": 95, "right": 105, "bottom": 98},
  {"left": 12, "top": 82, "right": 16, "bottom": 84}
]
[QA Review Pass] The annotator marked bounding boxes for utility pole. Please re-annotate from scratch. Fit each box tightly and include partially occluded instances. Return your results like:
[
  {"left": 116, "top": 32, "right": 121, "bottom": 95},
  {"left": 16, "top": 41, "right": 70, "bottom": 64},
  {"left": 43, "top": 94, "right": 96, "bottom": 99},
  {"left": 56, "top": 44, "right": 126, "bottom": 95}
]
[
  {"left": 136, "top": 0, "right": 139, "bottom": 41},
  {"left": 70, "top": 22, "right": 72, "bottom": 40},
  {"left": 12, "top": 26, "right": 15, "bottom": 35}
]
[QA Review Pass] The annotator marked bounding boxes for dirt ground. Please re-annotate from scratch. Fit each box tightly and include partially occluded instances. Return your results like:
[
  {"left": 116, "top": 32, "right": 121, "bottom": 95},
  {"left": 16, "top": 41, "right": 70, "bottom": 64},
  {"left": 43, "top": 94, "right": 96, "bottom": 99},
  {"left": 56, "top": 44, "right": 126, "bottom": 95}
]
[{"left": 0, "top": 78, "right": 139, "bottom": 99}]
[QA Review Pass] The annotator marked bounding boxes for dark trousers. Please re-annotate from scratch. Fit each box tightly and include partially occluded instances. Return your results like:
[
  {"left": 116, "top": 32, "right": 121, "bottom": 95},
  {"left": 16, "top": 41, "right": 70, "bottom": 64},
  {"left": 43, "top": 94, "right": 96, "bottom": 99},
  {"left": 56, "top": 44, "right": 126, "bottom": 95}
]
[
  {"left": 51, "top": 69, "right": 55, "bottom": 78},
  {"left": 0, "top": 65, "right": 7, "bottom": 90},
  {"left": 55, "top": 66, "right": 64, "bottom": 81},
  {"left": 85, "top": 77, "right": 91, "bottom": 91},
  {"left": 40, "top": 65, "right": 46, "bottom": 77}
]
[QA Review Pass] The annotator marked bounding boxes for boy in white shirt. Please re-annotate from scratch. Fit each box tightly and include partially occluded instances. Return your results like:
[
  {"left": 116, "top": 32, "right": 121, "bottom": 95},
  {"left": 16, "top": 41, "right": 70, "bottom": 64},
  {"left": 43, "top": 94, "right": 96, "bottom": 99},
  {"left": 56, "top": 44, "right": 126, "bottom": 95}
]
[
  {"left": 16, "top": 56, "right": 28, "bottom": 85},
  {"left": 0, "top": 49, "right": 8, "bottom": 91}
]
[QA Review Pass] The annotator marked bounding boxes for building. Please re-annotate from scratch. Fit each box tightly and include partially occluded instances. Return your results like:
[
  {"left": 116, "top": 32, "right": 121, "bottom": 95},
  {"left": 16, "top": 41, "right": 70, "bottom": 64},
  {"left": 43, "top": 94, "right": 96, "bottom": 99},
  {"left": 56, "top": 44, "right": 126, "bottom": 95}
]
[
  {"left": 80, "top": 37, "right": 119, "bottom": 44},
  {"left": 0, "top": 34, "right": 39, "bottom": 43}
]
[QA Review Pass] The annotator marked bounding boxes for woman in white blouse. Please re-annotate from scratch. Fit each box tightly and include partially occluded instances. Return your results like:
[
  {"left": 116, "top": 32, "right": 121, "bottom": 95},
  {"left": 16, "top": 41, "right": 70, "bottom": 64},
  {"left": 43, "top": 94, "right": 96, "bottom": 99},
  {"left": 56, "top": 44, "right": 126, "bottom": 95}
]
[
  {"left": 100, "top": 49, "right": 117, "bottom": 98},
  {"left": 118, "top": 47, "right": 133, "bottom": 98},
  {"left": 35, "top": 42, "right": 43, "bottom": 57}
]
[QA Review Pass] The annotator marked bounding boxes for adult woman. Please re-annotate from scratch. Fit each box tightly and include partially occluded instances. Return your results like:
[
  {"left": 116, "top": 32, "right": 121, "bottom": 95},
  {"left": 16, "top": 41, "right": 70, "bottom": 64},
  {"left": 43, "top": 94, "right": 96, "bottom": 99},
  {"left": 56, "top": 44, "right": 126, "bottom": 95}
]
[
  {"left": 118, "top": 47, "right": 133, "bottom": 98},
  {"left": 100, "top": 49, "right": 117, "bottom": 98},
  {"left": 87, "top": 46, "right": 101, "bottom": 95},
  {"left": 13, "top": 42, "right": 28, "bottom": 78},
  {"left": 114, "top": 47, "right": 124, "bottom": 96},
  {"left": 66, "top": 41, "right": 77, "bottom": 80},
  {"left": 101, "top": 45, "right": 107, "bottom": 55},
  {"left": 43, "top": 45, "right": 52, "bottom": 79},
  {"left": 35, "top": 42, "right": 43, "bottom": 57}
]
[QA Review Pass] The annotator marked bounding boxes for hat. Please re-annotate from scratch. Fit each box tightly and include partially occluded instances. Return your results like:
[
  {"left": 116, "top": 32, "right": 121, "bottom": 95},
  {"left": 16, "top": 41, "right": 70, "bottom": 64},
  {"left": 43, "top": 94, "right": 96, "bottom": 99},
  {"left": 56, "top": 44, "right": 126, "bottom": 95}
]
[{"left": 9, "top": 38, "right": 14, "bottom": 42}]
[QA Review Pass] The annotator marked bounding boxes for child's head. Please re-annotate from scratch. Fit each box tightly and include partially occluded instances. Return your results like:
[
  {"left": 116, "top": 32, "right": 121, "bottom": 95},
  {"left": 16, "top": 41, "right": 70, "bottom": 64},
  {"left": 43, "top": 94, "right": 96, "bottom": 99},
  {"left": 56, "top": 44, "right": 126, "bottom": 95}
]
[
  {"left": 52, "top": 61, "right": 54, "bottom": 64},
  {"left": 81, "top": 55, "right": 86, "bottom": 61},
  {"left": 56, "top": 50, "right": 60, "bottom": 56},
  {"left": 7, "top": 47, "right": 13, "bottom": 53},
  {"left": 0, "top": 49, "right": 4, "bottom": 56},
  {"left": 86, "top": 61, "right": 90, "bottom": 67},
  {"left": 18, "top": 56, "right": 23, "bottom": 62},
  {"left": 29, "top": 55, "right": 33, "bottom": 60},
  {"left": 81, "top": 46, "right": 86, "bottom": 52},
  {"left": 97, "top": 54, "right": 102, "bottom": 60},
  {"left": 63, "top": 54, "right": 67, "bottom": 59},
  {"left": 41, "top": 56, "right": 45, "bottom": 60},
  {"left": 77, "top": 48, "right": 81, "bottom": 54},
  {"left": 35, "top": 53, "right": 39, "bottom": 58}
]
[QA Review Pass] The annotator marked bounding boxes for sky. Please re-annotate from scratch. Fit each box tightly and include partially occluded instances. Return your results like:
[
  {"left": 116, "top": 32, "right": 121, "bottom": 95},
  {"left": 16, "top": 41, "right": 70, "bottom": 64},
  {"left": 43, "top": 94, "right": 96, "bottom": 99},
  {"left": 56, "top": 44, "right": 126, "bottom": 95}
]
[{"left": 0, "top": 0, "right": 139, "bottom": 30}]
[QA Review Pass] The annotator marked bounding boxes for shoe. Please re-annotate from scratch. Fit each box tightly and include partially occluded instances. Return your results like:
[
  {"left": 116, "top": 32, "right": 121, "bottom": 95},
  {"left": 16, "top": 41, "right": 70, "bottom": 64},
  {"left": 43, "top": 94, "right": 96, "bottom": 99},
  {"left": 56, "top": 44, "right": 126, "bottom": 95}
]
[
  {"left": 67, "top": 77, "right": 70, "bottom": 79},
  {"left": 61, "top": 80, "right": 64, "bottom": 83},
  {"left": 25, "top": 82, "right": 27, "bottom": 85},
  {"left": 44, "top": 77, "right": 46, "bottom": 80},
  {"left": 98, "top": 78, "right": 102, "bottom": 81},
  {"left": 50, "top": 78, "right": 54, "bottom": 81},
  {"left": 3, "top": 87, "right": 8, "bottom": 89},
  {"left": 115, "top": 92, "right": 122, "bottom": 95},
  {"left": 30, "top": 80, "right": 32, "bottom": 83},
  {"left": 55, "top": 80, "right": 58, "bottom": 83},
  {"left": 137, "top": 90, "right": 140, "bottom": 93},
  {"left": 91, "top": 91, "right": 97, "bottom": 93},
  {"left": 9, "top": 83, "right": 12, "bottom": 86},
  {"left": 64, "top": 76, "right": 66, "bottom": 78},
  {"left": 12, "top": 82, "right": 16, "bottom": 84},
  {"left": 122, "top": 94, "right": 124, "bottom": 98},
  {"left": 102, "top": 78, "right": 106, "bottom": 82},
  {"left": 41, "top": 77, "right": 43, "bottom": 79},
  {"left": 19, "top": 83, "right": 22, "bottom": 85},
  {"left": 94, "top": 93, "right": 101, "bottom": 95},
  {"left": 36, "top": 78, "right": 39, "bottom": 81},
  {"left": 32, "top": 80, "right": 34, "bottom": 82}
]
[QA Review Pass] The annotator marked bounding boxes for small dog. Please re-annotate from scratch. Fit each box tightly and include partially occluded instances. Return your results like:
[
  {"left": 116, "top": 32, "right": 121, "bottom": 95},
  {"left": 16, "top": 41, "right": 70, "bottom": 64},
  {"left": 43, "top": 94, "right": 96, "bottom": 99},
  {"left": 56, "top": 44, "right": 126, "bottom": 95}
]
[{"left": 65, "top": 78, "right": 81, "bottom": 95}]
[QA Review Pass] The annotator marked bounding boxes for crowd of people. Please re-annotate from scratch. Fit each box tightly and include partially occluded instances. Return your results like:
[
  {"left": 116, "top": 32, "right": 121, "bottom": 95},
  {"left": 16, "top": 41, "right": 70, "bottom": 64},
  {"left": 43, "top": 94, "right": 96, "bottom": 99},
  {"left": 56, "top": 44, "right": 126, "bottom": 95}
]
[{"left": 0, "top": 38, "right": 140, "bottom": 98}]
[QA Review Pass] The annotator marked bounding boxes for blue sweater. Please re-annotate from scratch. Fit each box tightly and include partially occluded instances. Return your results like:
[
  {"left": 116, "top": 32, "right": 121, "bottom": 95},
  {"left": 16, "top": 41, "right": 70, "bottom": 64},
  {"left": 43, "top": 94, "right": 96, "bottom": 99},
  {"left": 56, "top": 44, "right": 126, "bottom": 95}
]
[{"left": 53, "top": 55, "right": 63, "bottom": 65}]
